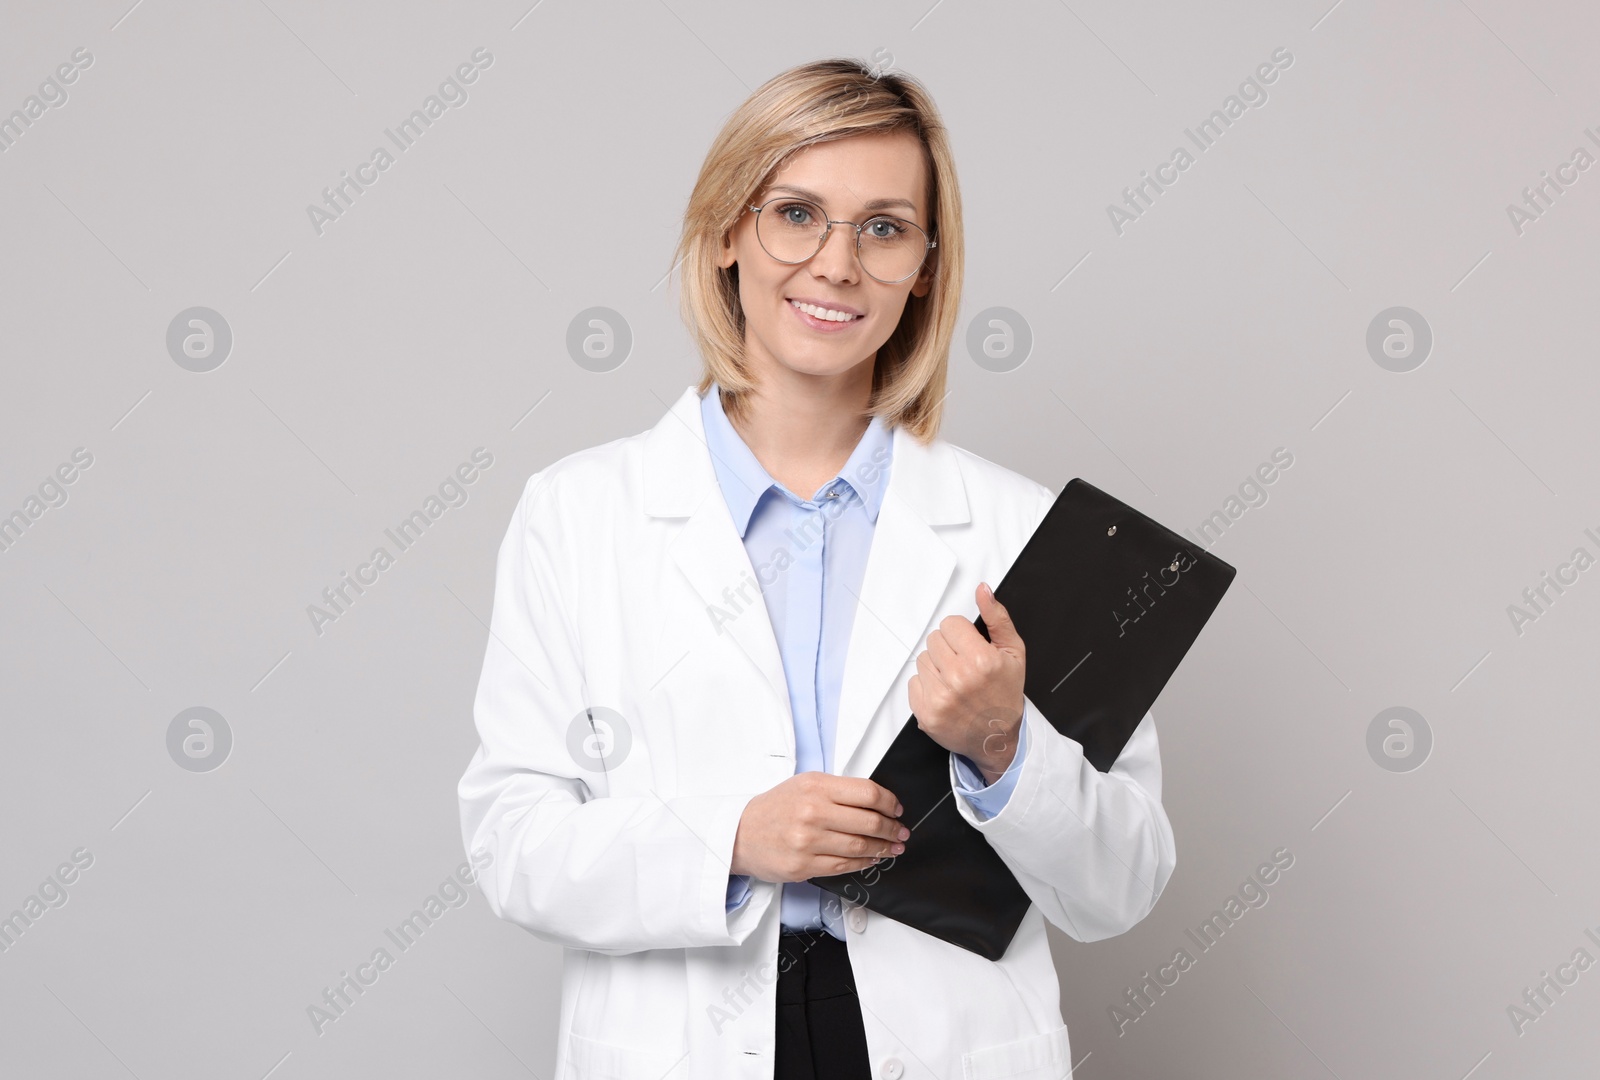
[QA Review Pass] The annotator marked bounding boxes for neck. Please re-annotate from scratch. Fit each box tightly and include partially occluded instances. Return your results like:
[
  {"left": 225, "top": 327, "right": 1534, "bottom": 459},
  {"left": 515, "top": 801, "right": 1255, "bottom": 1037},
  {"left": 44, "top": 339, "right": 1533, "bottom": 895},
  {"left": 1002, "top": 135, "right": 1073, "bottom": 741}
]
[{"left": 726, "top": 360, "right": 876, "bottom": 497}]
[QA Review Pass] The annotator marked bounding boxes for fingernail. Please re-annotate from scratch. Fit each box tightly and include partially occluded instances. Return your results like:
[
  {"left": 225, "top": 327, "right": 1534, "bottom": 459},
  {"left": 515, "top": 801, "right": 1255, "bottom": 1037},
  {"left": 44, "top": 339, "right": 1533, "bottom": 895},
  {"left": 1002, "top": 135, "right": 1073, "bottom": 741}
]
[
  {"left": 891, "top": 843, "right": 904, "bottom": 854},
  {"left": 893, "top": 803, "right": 903, "bottom": 816},
  {"left": 897, "top": 827, "right": 910, "bottom": 840}
]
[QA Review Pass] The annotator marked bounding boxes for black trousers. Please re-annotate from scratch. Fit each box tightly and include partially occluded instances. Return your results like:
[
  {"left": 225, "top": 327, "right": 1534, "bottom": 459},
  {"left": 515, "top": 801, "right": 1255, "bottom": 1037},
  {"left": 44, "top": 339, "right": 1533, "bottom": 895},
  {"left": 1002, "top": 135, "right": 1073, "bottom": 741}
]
[{"left": 775, "top": 930, "right": 872, "bottom": 1080}]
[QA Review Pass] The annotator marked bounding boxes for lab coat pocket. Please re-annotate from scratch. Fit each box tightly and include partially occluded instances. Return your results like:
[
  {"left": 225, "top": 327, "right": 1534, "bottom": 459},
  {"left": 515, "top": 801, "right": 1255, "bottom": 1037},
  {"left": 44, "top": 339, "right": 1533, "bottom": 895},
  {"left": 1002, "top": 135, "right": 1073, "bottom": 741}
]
[
  {"left": 960, "top": 1022, "right": 1071, "bottom": 1079},
  {"left": 565, "top": 1030, "right": 688, "bottom": 1079}
]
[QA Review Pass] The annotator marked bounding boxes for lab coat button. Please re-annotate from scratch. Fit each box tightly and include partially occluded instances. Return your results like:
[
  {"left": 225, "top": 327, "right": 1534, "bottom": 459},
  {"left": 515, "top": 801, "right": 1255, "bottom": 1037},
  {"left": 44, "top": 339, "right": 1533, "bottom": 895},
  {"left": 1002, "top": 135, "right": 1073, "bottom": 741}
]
[
  {"left": 846, "top": 905, "right": 868, "bottom": 933},
  {"left": 879, "top": 1057, "right": 904, "bottom": 1079}
]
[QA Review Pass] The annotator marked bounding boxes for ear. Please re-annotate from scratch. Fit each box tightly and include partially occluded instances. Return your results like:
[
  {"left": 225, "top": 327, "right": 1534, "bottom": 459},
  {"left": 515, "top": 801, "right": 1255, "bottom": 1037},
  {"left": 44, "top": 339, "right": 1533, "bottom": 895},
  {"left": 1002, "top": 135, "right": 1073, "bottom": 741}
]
[
  {"left": 910, "top": 260, "right": 935, "bottom": 299},
  {"left": 716, "top": 222, "right": 740, "bottom": 270}
]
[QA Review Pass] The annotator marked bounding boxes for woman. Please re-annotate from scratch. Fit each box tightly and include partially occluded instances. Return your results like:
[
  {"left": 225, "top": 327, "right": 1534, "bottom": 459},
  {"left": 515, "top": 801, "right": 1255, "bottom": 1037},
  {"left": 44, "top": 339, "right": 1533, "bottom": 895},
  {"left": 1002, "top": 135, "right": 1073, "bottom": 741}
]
[{"left": 458, "top": 58, "right": 1176, "bottom": 1080}]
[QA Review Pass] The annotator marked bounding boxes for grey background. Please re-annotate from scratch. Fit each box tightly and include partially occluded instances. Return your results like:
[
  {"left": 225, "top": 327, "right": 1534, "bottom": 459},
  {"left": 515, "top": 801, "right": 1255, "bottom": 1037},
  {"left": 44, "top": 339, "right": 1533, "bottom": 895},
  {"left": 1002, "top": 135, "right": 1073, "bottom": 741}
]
[{"left": 2, "top": 0, "right": 1596, "bottom": 1077}]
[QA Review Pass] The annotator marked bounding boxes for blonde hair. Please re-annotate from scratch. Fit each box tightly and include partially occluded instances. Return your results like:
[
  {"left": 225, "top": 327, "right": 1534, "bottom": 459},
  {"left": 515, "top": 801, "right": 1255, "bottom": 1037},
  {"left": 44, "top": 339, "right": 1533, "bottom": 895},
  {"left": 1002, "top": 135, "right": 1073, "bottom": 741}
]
[{"left": 673, "top": 58, "right": 963, "bottom": 443}]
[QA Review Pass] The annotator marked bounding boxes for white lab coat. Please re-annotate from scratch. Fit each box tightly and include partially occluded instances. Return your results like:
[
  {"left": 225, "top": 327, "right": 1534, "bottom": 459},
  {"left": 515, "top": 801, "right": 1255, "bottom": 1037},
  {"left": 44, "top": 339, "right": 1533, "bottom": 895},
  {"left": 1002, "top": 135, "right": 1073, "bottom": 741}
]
[{"left": 458, "top": 384, "right": 1177, "bottom": 1080}]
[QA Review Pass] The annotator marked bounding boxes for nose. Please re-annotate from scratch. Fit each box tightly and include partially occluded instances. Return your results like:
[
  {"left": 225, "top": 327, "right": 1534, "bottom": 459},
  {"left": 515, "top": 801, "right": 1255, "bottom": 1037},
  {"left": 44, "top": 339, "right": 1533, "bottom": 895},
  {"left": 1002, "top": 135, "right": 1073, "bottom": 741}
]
[{"left": 810, "top": 221, "right": 860, "bottom": 283}]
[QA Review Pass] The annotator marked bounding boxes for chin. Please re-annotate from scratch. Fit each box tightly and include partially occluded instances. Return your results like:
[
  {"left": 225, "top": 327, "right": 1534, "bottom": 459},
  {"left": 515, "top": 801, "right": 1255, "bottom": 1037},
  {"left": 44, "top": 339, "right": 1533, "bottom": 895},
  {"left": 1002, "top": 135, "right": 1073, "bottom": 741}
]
[
  {"left": 769, "top": 331, "right": 883, "bottom": 375},
  {"left": 772, "top": 344, "right": 879, "bottom": 379}
]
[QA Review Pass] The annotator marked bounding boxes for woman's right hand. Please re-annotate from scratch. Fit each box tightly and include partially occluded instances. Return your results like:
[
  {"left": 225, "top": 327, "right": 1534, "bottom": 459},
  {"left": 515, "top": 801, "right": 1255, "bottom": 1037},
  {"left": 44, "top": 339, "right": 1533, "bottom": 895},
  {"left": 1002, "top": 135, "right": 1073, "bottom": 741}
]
[{"left": 730, "top": 772, "right": 909, "bottom": 882}]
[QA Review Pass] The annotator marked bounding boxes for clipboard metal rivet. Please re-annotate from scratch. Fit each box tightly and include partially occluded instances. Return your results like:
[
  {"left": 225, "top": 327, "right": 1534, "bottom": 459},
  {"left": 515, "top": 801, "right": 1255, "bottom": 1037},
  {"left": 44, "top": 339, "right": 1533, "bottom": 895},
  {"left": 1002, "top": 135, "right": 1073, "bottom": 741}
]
[
  {"left": 1106, "top": 525, "right": 1117, "bottom": 536},
  {"left": 1170, "top": 561, "right": 1179, "bottom": 572}
]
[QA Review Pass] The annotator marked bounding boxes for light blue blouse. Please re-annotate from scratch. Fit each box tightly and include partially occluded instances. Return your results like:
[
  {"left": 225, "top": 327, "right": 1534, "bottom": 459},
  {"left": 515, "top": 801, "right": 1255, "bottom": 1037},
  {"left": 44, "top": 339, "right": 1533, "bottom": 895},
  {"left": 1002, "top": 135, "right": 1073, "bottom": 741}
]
[{"left": 700, "top": 385, "right": 1030, "bottom": 938}]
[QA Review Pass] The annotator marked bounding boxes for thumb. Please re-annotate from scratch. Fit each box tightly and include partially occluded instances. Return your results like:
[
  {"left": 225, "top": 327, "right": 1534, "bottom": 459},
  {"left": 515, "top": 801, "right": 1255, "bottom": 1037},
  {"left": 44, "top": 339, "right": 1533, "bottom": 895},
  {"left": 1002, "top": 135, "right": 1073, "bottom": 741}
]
[{"left": 977, "top": 582, "right": 1023, "bottom": 652}]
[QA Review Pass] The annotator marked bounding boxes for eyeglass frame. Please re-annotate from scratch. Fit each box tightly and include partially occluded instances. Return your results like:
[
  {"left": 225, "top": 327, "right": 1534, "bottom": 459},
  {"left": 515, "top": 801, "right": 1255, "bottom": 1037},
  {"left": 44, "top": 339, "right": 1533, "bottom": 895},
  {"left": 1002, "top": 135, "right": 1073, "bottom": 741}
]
[{"left": 744, "top": 196, "right": 937, "bottom": 284}]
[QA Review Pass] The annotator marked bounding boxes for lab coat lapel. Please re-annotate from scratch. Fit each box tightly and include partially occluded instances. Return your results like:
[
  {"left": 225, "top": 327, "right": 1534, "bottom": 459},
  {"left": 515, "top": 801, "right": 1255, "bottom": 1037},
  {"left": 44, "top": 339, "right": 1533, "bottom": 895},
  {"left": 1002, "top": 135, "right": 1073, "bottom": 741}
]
[
  {"left": 645, "top": 387, "right": 795, "bottom": 735},
  {"left": 831, "top": 419, "right": 970, "bottom": 776}
]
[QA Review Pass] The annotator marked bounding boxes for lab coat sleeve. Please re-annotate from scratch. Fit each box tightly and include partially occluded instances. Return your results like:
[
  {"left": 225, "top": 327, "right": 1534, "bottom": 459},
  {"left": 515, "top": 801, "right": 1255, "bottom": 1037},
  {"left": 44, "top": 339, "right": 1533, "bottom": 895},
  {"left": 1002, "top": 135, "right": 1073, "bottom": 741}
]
[
  {"left": 946, "top": 484, "right": 1177, "bottom": 942},
  {"left": 458, "top": 472, "right": 774, "bottom": 955}
]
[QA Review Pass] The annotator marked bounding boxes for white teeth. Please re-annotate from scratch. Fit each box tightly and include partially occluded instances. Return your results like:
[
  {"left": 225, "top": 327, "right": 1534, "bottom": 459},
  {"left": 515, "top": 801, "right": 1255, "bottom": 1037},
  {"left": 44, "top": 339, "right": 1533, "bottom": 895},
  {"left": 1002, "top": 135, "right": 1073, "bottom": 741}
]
[{"left": 790, "top": 299, "right": 858, "bottom": 322}]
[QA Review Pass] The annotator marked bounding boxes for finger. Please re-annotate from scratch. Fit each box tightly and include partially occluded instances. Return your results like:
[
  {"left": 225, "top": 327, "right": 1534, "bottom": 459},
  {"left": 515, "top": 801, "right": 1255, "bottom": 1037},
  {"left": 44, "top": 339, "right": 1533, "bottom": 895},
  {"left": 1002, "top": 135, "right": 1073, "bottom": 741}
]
[
  {"left": 823, "top": 805, "right": 908, "bottom": 843},
  {"left": 925, "top": 626, "right": 961, "bottom": 673},
  {"left": 867, "top": 780, "right": 903, "bottom": 820},
  {"left": 977, "top": 582, "right": 1024, "bottom": 651},
  {"left": 823, "top": 774, "right": 903, "bottom": 818},
  {"left": 915, "top": 649, "right": 953, "bottom": 696},
  {"left": 813, "top": 828, "right": 904, "bottom": 862},
  {"left": 938, "top": 612, "right": 991, "bottom": 658}
]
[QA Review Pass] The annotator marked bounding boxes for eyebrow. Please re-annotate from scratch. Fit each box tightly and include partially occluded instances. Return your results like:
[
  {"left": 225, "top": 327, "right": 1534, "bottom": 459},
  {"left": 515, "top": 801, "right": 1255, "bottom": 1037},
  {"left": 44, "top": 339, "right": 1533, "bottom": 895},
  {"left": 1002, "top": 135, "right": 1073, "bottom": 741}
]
[{"left": 764, "top": 184, "right": 919, "bottom": 214}]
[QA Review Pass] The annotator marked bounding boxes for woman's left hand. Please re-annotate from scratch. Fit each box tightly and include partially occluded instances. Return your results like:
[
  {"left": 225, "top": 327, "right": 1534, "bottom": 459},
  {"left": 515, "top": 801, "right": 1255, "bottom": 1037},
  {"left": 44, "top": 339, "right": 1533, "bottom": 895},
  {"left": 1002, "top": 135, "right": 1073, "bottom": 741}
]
[{"left": 908, "top": 582, "right": 1027, "bottom": 786}]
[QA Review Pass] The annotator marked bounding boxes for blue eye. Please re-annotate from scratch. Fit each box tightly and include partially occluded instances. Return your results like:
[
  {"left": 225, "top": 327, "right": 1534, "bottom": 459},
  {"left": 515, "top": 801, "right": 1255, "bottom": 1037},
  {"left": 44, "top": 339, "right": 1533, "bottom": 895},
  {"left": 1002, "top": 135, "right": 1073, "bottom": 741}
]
[{"left": 778, "top": 202, "right": 816, "bottom": 225}]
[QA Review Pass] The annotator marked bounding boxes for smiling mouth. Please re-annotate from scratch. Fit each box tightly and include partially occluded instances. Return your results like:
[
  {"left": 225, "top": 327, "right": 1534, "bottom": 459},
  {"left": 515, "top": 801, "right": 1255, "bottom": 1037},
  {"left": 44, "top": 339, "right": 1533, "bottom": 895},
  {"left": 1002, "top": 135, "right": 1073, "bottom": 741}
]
[{"left": 788, "top": 299, "right": 861, "bottom": 323}]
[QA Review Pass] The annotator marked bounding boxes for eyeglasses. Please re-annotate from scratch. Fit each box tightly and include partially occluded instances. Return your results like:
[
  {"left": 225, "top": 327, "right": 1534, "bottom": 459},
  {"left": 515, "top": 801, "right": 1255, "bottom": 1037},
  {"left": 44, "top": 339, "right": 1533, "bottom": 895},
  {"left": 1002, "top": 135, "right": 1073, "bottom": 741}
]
[{"left": 746, "top": 197, "right": 936, "bottom": 284}]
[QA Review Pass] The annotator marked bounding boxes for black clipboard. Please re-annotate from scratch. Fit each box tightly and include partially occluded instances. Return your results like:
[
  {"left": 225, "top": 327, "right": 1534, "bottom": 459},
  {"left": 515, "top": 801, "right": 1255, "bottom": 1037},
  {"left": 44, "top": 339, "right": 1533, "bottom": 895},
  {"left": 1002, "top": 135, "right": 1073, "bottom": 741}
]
[{"left": 811, "top": 478, "right": 1236, "bottom": 960}]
